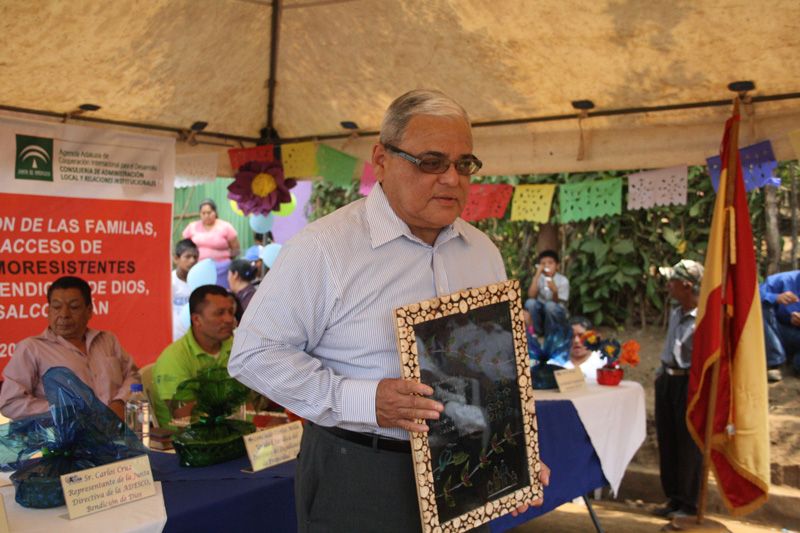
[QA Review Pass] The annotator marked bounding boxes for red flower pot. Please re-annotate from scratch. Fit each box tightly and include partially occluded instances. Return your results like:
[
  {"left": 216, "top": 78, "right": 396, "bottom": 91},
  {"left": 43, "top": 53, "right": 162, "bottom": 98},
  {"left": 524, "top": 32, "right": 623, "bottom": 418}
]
[{"left": 597, "top": 367, "right": 623, "bottom": 386}]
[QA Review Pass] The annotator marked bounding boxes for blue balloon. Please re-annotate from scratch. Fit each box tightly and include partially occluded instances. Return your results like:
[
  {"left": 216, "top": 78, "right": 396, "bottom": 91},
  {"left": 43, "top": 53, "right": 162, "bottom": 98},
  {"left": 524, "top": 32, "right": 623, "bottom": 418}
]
[
  {"left": 187, "top": 258, "right": 217, "bottom": 290},
  {"left": 249, "top": 213, "right": 275, "bottom": 234},
  {"left": 180, "top": 303, "right": 191, "bottom": 329},
  {"left": 261, "top": 243, "right": 282, "bottom": 268}
]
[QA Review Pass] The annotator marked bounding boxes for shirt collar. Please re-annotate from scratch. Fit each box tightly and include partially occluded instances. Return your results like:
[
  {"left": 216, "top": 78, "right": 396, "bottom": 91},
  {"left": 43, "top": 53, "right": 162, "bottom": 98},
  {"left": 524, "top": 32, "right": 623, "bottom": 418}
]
[
  {"left": 365, "top": 184, "right": 471, "bottom": 249},
  {"left": 186, "top": 328, "right": 233, "bottom": 358},
  {"left": 42, "top": 326, "right": 101, "bottom": 350}
]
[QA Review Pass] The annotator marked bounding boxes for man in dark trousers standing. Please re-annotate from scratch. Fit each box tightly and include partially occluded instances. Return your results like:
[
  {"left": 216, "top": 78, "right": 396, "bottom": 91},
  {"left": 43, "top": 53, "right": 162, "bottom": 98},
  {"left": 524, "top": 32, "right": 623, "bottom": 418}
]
[{"left": 654, "top": 259, "right": 705, "bottom": 519}]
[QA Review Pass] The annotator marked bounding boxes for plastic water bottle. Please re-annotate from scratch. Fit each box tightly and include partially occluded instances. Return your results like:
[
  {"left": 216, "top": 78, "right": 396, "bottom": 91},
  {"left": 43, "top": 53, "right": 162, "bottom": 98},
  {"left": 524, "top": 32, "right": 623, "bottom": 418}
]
[{"left": 125, "top": 383, "right": 150, "bottom": 448}]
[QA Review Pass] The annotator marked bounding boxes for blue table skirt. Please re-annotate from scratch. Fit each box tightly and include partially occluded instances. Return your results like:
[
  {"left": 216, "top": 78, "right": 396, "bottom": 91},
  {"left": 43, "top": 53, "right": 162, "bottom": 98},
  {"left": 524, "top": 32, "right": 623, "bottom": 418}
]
[
  {"left": 151, "top": 452, "right": 297, "bottom": 532},
  {"left": 151, "top": 398, "right": 606, "bottom": 533},
  {"left": 489, "top": 399, "right": 607, "bottom": 531}
]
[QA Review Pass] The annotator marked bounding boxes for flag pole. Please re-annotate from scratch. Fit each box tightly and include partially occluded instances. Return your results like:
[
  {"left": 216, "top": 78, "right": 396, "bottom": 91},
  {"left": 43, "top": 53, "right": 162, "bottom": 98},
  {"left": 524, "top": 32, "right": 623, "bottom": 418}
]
[
  {"left": 699, "top": 96, "right": 739, "bottom": 525},
  {"left": 669, "top": 99, "right": 741, "bottom": 533}
]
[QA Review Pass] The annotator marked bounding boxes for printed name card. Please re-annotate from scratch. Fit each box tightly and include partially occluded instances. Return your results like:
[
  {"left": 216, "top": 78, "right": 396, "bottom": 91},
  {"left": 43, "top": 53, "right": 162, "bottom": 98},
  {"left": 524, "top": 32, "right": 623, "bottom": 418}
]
[
  {"left": 554, "top": 368, "right": 587, "bottom": 393},
  {"left": 244, "top": 420, "right": 303, "bottom": 472},
  {"left": 60, "top": 454, "right": 155, "bottom": 519}
]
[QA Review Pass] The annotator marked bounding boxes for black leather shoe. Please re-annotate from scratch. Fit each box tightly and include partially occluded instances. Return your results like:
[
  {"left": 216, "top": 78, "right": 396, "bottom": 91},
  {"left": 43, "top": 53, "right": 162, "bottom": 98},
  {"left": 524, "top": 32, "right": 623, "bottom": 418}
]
[{"left": 652, "top": 500, "right": 681, "bottom": 518}]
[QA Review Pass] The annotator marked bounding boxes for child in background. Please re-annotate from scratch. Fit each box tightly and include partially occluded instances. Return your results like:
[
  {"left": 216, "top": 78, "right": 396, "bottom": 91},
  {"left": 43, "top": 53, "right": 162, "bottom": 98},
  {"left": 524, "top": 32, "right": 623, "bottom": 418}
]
[
  {"left": 172, "top": 238, "right": 199, "bottom": 341},
  {"left": 524, "top": 250, "right": 570, "bottom": 336}
]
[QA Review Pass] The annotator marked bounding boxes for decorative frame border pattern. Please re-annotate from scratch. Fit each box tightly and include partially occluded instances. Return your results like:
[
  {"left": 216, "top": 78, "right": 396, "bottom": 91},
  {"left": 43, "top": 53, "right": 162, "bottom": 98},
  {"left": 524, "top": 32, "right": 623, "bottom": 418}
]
[{"left": 394, "top": 280, "right": 542, "bottom": 533}]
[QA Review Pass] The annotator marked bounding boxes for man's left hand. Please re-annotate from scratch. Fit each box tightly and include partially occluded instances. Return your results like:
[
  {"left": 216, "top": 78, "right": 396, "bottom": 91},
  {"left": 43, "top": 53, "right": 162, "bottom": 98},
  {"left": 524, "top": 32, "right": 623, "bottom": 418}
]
[
  {"left": 791, "top": 311, "right": 800, "bottom": 327},
  {"left": 510, "top": 461, "right": 551, "bottom": 516}
]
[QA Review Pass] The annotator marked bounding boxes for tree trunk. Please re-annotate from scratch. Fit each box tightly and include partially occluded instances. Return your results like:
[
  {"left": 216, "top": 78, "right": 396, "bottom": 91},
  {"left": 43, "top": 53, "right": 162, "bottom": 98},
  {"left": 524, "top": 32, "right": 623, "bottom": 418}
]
[
  {"left": 537, "top": 223, "right": 559, "bottom": 257},
  {"left": 792, "top": 164, "right": 798, "bottom": 270},
  {"left": 518, "top": 225, "right": 536, "bottom": 275},
  {"left": 765, "top": 185, "right": 781, "bottom": 276}
]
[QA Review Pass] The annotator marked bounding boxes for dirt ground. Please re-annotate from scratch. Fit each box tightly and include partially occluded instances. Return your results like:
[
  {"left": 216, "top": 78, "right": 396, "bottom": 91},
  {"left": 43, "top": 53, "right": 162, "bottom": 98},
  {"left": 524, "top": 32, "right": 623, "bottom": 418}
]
[
  {"left": 510, "top": 500, "right": 780, "bottom": 533},
  {"left": 600, "top": 323, "right": 800, "bottom": 488}
]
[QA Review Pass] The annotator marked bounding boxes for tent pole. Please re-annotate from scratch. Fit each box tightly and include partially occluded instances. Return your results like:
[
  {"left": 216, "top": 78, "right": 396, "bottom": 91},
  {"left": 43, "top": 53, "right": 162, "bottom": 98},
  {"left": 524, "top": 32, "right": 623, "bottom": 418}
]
[{"left": 265, "top": 0, "right": 283, "bottom": 139}]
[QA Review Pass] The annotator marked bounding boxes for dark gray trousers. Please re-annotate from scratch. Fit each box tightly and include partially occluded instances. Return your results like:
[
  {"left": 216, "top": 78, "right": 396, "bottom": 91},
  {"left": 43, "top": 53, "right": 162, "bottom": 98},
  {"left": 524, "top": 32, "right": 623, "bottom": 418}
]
[
  {"left": 295, "top": 422, "right": 491, "bottom": 533},
  {"left": 654, "top": 372, "right": 703, "bottom": 509}
]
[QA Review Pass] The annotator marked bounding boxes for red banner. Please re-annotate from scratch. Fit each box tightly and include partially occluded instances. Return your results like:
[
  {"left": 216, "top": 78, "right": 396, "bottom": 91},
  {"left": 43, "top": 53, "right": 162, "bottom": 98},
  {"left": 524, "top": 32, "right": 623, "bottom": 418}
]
[{"left": 0, "top": 193, "right": 172, "bottom": 368}]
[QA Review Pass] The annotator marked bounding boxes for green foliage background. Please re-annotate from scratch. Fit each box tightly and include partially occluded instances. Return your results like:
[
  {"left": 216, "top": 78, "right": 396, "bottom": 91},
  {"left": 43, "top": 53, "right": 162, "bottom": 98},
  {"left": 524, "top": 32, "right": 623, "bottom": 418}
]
[{"left": 308, "top": 162, "right": 798, "bottom": 328}]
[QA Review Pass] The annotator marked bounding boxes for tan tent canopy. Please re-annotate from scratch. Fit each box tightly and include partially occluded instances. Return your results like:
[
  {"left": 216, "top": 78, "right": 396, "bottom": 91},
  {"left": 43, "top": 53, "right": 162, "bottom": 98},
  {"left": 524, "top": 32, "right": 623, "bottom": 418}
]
[{"left": 2, "top": 0, "right": 799, "bottom": 177}]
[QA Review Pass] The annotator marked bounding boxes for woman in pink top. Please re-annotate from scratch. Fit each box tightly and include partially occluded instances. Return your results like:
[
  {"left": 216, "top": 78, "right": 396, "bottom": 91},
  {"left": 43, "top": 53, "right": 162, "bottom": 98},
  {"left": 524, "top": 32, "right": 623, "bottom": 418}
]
[{"left": 182, "top": 199, "right": 240, "bottom": 288}]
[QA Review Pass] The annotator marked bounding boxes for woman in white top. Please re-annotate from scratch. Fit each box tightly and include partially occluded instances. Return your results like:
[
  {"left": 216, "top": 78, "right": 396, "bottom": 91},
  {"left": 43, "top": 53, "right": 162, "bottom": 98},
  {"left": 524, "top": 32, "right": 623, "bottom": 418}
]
[{"left": 563, "top": 316, "right": 606, "bottom": 379}]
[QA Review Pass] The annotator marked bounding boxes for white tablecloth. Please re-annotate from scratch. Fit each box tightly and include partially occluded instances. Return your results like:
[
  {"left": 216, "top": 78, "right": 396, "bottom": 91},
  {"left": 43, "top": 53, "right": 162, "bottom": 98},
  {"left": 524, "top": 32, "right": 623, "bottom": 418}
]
[
  {"left": 534, "top": 380, "right": 646, "bottom": 495},
  {"left": 0, "top": 472, "right": 167, "bottom": 533}
]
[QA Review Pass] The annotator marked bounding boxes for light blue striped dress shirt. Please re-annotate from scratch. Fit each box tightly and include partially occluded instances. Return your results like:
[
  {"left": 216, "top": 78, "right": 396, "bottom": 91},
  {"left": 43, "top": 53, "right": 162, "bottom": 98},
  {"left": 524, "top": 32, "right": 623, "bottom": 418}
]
[{"left": 229, "top": 184, "right": 507, "bottom": 440}]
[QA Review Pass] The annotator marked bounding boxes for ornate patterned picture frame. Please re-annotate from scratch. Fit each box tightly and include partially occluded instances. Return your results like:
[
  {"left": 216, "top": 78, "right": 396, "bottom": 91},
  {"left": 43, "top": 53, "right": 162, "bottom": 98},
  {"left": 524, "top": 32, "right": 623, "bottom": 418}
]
[{"left": 394, "top": 280, "right": 543, "bottom": 533}]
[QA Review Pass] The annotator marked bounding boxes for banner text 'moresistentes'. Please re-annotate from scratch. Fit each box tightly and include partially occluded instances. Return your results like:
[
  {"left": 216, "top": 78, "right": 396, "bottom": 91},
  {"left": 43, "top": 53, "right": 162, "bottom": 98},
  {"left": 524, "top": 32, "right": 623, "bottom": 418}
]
[{"left": 0, "top": 260, "right": 135, "bottom": 276}]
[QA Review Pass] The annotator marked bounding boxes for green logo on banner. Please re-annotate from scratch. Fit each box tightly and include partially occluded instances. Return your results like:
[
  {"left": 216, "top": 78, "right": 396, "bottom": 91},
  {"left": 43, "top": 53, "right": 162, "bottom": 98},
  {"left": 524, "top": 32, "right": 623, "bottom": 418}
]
[{"left": 15, "top": 135, "right": 54, "bottom": 181}]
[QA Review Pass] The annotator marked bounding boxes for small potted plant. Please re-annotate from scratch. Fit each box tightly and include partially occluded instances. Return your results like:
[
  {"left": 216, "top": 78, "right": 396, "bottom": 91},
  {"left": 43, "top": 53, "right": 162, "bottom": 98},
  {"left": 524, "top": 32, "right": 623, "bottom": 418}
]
[{"left": 581, "top": 331, "right": 640, "bottom": 386}]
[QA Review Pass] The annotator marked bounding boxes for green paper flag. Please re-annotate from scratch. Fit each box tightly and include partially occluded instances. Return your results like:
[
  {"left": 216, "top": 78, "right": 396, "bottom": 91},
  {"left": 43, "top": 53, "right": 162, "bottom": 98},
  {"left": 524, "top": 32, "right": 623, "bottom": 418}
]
[
  {"left": 559, "top": 178, "right": 622, "bottom": 223},
  {"left": 316, "top": 145, "right": 358, "bottom": 187}
]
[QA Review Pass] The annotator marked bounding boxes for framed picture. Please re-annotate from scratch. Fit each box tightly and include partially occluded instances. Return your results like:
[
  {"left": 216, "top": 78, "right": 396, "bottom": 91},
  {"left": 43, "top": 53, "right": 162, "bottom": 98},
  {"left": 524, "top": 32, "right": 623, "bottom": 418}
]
[{"left": 394, "top": 280, "right": 543, "bottom": 533}]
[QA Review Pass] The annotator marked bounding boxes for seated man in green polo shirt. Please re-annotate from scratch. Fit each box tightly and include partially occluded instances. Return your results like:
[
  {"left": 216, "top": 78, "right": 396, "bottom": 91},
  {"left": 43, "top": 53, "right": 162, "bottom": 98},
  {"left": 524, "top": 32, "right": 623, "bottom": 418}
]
[{"left": 153, "top": 284, "right": 237, "bottom": 428}]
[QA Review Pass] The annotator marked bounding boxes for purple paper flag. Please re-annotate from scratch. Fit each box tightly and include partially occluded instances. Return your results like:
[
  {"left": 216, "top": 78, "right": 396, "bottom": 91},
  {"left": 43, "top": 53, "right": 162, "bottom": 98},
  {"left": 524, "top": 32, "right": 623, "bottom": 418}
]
[{"left": 707, "top": 140, "right": 780, "bottom": 192}]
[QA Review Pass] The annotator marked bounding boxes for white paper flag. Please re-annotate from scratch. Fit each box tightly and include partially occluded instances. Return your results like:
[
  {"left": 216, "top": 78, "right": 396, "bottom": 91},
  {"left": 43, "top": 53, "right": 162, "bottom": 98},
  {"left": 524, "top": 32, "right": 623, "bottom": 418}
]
[{"left": 627, "top": 164, "right": 688, "bottom": 210}]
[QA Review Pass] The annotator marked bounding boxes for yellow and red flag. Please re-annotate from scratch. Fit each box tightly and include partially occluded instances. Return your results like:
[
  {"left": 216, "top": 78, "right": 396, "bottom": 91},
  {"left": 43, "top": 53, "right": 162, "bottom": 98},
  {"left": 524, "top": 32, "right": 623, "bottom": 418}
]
[{"left": 686, "top": 98, "right": 770, "bottom": 517}]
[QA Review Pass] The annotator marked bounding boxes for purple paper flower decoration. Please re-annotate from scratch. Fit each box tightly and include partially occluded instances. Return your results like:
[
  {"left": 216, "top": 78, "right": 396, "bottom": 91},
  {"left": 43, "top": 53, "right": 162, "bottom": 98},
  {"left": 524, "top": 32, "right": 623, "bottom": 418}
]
[{"left": 227, "top": 160, "right": 297, "bottom": 216}]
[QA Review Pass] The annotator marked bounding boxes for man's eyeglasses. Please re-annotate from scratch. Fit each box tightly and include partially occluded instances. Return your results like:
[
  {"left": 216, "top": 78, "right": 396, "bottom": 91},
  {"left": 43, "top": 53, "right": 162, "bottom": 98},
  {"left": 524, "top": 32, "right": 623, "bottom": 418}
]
[{"left": 383, "top": 144, "right": 482, "bottom": 176}]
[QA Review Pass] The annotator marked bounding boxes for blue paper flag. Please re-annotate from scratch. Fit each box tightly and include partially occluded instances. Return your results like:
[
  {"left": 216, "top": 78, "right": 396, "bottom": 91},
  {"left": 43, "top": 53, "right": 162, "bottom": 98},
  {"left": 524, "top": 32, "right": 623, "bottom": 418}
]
[{"left": 706, "top": 140, "right": 781, "bottom": 192}]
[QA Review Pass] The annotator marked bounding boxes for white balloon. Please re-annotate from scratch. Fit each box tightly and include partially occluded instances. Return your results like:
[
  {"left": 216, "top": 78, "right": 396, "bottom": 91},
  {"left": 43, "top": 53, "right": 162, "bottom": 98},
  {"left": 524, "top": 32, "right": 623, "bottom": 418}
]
[
  {"left": 187, "top": 258, "right": 217, "bottom": 289},
  {"left": 261, "top": 243, "right": 282, "bottom": 268}
]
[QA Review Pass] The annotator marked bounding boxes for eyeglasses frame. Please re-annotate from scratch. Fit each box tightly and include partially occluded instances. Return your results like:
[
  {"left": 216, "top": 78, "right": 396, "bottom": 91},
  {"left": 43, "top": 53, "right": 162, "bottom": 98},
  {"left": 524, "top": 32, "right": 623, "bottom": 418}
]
[{"left": 382, "top": 143, "right": 482, "bottom": 176}]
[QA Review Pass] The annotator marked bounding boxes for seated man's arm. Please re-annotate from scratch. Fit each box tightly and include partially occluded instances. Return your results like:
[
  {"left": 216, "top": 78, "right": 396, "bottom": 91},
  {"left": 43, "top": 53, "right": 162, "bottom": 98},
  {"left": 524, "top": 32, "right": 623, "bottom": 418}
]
[
  {"left": 759, "top": 276, "right": 797, "bottom": 306},
  {"left": 152, "top": 352, "right": 196, "bottom": 428},
  {"left": 0, "top": 341, "right": 50, "bottom": 420},
  {"left": 100, "top": 334, "right": 141, "bottom": 421},
  {"left": 107, "top": 335, "right": 141, "bottom": 404}
]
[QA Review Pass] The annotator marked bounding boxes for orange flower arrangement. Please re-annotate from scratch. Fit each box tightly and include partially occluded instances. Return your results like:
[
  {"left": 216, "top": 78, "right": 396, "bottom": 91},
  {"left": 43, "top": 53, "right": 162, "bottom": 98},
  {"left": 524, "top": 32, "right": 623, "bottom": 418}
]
[
  {"left": 619, "top": 340, "right": 641, "bottom": 367},
  {"left": 582, "top": 331, "right": 640, "bottom": 369}
]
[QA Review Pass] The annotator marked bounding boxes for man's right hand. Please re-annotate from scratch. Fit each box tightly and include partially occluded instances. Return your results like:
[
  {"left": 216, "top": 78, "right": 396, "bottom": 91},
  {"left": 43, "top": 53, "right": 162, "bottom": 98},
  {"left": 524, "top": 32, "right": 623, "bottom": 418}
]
[
  {"left": 376, "top": 378, "right": 443, "bottom": 433},
  {"left": 776, "top": 291, "right": 799, "bottom": 306}
]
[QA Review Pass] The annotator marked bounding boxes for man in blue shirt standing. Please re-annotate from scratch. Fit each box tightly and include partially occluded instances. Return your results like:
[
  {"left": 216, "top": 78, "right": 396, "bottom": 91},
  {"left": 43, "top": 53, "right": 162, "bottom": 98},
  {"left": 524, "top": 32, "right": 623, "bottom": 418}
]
[{"left": 760, "top": 270, "right": 800, "bottom": 382}]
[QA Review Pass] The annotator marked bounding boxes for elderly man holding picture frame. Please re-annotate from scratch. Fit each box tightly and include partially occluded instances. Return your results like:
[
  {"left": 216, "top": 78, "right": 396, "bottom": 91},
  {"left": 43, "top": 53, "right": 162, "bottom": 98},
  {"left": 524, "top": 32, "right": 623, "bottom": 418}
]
[{"left": 230, "top": 89, "right": 549, "bottom": 532}]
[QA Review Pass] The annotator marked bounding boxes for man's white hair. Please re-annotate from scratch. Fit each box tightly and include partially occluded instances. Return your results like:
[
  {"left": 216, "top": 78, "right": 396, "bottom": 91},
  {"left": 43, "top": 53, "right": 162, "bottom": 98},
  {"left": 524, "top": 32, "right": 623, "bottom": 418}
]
[{"left": 380, "top": 89, "right": 471, "bottom": 147}]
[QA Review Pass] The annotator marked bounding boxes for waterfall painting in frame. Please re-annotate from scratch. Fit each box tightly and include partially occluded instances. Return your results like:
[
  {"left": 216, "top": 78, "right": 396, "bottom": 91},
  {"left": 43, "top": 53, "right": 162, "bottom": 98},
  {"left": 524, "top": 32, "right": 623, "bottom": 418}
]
[{"left": 394, "top": 280, "right": 543, "bottom": 533}]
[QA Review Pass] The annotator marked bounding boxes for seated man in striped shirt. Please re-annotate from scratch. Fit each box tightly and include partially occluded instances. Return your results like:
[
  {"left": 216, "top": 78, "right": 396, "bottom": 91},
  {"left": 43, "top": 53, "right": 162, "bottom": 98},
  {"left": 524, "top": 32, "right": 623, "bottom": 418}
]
[{"left": 230, "top": 89, "right": 548, "bottom": 532}]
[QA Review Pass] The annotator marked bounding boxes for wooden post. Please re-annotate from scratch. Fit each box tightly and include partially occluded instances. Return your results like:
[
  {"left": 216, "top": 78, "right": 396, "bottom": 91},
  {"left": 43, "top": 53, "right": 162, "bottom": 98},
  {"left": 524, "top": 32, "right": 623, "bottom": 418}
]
[
  {"left": 792, "top": 164, "right": 798, "bottom": 270},
  {"left": 173, "top": 187, "right": 195, "bottom": 239},
  {"left": 764, "top": 185, "right": 780, "bottom": 275}
]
